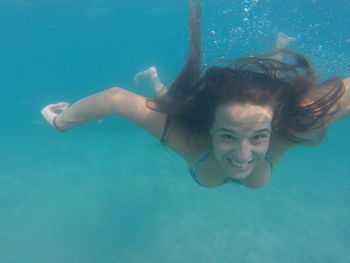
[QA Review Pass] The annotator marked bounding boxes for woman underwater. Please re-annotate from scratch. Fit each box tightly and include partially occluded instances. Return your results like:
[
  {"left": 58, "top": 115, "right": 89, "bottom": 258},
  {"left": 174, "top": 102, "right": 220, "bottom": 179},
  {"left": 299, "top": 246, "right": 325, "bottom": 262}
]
[{"left": 41, "top": 0, "right": 350, "bottom": 189}]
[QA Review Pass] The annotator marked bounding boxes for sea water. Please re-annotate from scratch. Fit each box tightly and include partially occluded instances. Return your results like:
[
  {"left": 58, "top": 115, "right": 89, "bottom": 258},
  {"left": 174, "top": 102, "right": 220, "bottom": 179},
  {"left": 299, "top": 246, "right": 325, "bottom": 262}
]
[{"left": 0, "top": 0, "right": 349, "bottom": 262}]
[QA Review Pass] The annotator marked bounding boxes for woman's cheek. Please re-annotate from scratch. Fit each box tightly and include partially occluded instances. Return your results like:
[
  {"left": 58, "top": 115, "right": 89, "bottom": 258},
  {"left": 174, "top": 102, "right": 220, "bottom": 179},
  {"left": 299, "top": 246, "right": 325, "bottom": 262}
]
[{"left": 217, "top": 142, "right": 233, "bottom": 154}]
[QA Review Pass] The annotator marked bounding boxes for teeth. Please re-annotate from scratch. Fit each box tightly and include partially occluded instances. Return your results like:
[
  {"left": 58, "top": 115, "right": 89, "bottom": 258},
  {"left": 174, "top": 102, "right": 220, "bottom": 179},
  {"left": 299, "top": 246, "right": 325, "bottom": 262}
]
[{"left": 229, "top": 159, "right": 249, "bottom": 167}]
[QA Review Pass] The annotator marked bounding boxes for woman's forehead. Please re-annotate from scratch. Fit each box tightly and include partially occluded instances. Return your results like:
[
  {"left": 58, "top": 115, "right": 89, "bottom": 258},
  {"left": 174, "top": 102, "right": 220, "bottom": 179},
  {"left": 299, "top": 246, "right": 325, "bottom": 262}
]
[{"left": 214, "top": 103, "right": 273, "bottom": 129}]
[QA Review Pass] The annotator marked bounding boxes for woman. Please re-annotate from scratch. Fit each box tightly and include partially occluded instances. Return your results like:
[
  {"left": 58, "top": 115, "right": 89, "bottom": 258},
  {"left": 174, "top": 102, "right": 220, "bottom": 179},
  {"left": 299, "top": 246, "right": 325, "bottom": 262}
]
[{"left": 41, "top": 0, "right": 349, "bottom": 189}]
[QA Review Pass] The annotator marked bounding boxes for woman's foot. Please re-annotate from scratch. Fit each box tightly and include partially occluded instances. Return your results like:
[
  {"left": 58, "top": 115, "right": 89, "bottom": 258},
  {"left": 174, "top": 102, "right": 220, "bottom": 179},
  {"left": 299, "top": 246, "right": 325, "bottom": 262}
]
[
  {"left": 275, "top": 32, "right": 296, "bottom": 49},
  {"left": 134, "top": 66, "right": 167, "bottom": 97},
  {"left": 273, "top": 32, "right": 296, "bottom": 60}
]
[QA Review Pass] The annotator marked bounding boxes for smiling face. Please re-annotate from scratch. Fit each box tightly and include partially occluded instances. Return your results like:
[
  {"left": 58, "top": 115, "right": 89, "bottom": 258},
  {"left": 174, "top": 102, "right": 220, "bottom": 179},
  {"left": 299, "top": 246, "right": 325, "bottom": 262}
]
[{"left": 210, "top": 102, "right": 273, "bottom": 180}]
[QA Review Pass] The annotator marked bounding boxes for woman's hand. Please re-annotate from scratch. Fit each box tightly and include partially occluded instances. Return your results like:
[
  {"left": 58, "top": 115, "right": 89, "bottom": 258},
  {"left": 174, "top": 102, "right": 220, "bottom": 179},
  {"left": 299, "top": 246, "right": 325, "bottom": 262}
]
[{"left": 41, "top": 102, "right": 70, "bottom": 130}]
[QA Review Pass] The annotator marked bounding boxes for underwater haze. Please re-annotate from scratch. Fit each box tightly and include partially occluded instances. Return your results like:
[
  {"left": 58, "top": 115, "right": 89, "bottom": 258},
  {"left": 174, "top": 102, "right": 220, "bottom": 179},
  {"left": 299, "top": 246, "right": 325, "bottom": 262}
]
[{"left": 1, "top": 0, "right": 350, "bottom": 262}]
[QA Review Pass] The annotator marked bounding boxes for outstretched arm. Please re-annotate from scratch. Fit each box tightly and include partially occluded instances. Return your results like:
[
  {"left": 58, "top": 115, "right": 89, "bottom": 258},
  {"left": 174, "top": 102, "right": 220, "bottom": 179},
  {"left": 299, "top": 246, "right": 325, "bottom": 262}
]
[
  {"left": 41, "top": 88, "right": 124, "bottom": 132},
  {"left": 41, "top": 88, "right": 169, "bottom": 138},
  {"left": 43, "top": 65, "right": 169, "bottom": 132},
  {"left": 41, "top": 87, "right": 195, "bottom": 159},
  {"left": 332, "top": 78, "right": 350, "bottom": 122}
]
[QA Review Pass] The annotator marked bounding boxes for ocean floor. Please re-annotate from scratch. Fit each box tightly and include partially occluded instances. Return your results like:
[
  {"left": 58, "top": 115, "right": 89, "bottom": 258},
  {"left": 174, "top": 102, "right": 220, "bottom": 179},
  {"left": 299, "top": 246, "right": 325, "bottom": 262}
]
[{"left": 0, "top": 118, "right": 349, "bottom": 263}]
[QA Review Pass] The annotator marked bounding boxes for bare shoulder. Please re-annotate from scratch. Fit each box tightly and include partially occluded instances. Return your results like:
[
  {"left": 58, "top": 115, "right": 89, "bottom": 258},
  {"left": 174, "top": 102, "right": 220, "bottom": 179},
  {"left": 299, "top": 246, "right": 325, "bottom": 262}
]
[{"left": 110, "top": 87, "right": 196, "bottom": 160}]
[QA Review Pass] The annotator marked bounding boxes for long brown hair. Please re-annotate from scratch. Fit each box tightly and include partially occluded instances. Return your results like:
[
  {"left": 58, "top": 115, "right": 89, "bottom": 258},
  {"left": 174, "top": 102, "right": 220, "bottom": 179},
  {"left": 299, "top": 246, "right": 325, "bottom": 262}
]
[{"left": 148, "top": 0, "right": 345, "bottom": 147}]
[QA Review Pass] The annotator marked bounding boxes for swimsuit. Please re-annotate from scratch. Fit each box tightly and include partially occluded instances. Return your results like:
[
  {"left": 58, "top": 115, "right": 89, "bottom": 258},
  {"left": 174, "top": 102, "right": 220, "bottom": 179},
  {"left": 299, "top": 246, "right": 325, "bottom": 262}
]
[{"left": 188, "top": 150, "right": 274, "bottom": 187}]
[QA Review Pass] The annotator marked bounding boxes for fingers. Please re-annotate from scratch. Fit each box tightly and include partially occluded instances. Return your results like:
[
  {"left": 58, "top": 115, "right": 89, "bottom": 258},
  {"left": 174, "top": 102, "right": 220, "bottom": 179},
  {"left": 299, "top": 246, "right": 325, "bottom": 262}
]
[
  {"left": 41, "top": 102, "right": 69, "bottom": 115},
  {"left": 41, "top": 102, "right": 70, "bottom": 129},
  {"left": 51, "top": 102, "right": 70, "bottom": 111},
  {"left": 133, "top": 74, "right": 140, "bottom": 86}
]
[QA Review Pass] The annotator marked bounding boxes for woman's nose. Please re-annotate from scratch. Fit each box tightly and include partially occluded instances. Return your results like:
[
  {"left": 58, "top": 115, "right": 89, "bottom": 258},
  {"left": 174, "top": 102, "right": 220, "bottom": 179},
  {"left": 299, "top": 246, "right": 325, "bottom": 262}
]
[{"left": 233, "top": 142, "right": 252, "bottom": 162}]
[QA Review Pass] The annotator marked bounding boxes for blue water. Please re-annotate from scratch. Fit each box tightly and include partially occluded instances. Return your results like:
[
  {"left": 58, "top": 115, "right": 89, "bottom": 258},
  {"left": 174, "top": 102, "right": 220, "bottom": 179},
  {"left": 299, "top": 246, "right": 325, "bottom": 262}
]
[{"left": 1, "top": 0, "right": 349, "bottom": 262}]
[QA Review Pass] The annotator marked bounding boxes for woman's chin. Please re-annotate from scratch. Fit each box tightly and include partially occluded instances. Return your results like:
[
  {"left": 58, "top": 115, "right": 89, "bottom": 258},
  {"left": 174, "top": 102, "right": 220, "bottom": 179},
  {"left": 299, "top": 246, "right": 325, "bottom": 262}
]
[{"left": 230, "top": 171, "right": 251, "bottom": 180}]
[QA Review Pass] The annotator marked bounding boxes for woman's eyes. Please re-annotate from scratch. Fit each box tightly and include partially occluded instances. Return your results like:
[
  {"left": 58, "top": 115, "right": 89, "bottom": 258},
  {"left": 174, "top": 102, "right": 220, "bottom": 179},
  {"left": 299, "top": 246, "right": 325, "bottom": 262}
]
[
  {"left": 220, "top": 134, "right": 236, "bottom": 141},
  {"left": 251, "top": 134, "right": 268, "bottom": 143},
  {"left": 220, "top": 134, "right": 269, "bottom": 143}
]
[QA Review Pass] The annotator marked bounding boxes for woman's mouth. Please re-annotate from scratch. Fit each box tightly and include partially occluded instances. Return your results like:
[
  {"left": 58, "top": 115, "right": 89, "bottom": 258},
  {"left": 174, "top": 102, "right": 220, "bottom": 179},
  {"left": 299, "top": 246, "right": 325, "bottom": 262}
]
[{"left": 227, "top": 158, "right": 251, "bottom": 170}]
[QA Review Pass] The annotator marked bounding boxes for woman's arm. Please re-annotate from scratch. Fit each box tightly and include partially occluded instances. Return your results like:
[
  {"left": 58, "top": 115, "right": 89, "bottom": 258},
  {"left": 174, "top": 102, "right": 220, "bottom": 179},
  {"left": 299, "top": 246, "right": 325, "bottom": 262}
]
[
  {"left": 283, "top": 77, "right": 350, "bottom": 143},
  {"left": 330, "top": 78, "right": 350, "bottom": 123},
  {"left": 41, "top": 87, "right": 195, "bottom": 159},
  {"left": 244, "top": 77, "right": 350, "bottom": 189},
  {"left": 42, "top": 88, "right": 122, "bottom": 131}
]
